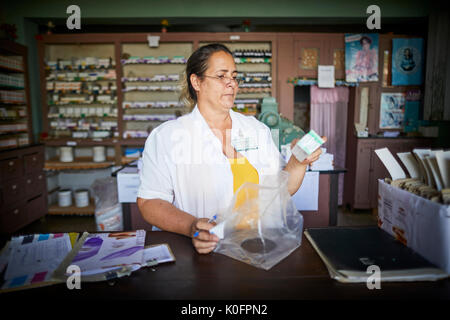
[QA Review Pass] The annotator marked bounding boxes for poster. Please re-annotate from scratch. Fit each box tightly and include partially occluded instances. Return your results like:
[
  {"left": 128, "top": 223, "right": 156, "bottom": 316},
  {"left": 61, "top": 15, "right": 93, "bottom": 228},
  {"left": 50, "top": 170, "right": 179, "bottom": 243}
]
[
  {"left": 392, "top": 38, "right": 424, "bottom": 85},
  {"left": 379, "top": 92, "right": 406, "bottom": 129},
  {"left": 345, "top": 33, "right": 379, "bottom": 82},
  {"left": 404, "top": 89, "right": 421, "bottom": 132}
]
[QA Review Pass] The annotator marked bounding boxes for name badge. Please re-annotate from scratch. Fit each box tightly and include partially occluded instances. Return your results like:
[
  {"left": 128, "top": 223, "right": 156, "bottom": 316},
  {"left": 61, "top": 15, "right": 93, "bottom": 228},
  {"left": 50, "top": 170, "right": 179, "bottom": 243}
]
[{"left": 231, "top": 129, "right": 258, "bottom": 152}]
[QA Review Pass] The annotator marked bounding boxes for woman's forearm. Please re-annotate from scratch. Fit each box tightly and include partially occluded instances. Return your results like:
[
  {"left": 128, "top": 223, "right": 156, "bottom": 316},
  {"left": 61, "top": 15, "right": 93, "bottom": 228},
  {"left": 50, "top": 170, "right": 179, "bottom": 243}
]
[
  {"left": 283, "top": 157, "right": 308, "bottom": 196},
  {"left": 137, "top": 198, "right": 196, "bottom": 237}
]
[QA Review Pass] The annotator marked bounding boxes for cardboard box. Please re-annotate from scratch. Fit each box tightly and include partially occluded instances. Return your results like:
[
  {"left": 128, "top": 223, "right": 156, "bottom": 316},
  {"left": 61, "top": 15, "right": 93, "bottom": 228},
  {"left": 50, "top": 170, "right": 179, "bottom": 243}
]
[{"left": 378, "top": 179, "right": 450, "bottom": 273}]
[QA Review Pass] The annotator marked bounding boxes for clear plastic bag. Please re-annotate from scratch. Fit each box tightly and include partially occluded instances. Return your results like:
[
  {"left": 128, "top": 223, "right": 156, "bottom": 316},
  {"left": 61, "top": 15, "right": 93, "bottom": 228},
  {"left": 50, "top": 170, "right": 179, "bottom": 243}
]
[
  {"left": 91, "top": 177, "right": 123, "bottom": 231},
  {"left": 214, "top": 171, "right": 303, "bottom": 270}
]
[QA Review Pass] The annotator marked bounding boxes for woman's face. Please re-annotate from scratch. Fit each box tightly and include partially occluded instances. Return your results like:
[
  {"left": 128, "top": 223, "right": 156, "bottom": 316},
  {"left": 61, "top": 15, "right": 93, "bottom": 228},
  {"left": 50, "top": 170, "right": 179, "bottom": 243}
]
[
  {"left": 192, "top": 51, "right": 238, "bottom": 112},
  {"left": 362, "top": 40, "right": 371, "bottom": 51}
]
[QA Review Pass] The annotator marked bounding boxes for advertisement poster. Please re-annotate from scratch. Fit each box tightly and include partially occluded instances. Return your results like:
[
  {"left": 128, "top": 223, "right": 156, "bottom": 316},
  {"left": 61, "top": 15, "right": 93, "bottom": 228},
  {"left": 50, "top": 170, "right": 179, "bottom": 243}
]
[
  {"left": 392, "top": 38, "right": 424, "bottom": 85},
  {"left": 345, "top": 33, "right": 379, "bottom": 82},
  {"left": 379, "top": 92, "right": 406, "bottom": 129}
]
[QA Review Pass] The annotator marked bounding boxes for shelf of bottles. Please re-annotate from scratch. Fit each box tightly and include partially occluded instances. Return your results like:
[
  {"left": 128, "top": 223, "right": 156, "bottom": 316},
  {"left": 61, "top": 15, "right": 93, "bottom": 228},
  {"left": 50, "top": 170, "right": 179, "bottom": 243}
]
[
  {"left": 200, "top": 42, "right": 272, "bottom": 117},
  {"left": 44, "top": 44, "right": 118, "bottom": 141},
  {"left": 0, "top": 54, "right": 30, "bottom": 149},
  {"left": 120, "top": 42, "right": 192, "bottom": 140}
]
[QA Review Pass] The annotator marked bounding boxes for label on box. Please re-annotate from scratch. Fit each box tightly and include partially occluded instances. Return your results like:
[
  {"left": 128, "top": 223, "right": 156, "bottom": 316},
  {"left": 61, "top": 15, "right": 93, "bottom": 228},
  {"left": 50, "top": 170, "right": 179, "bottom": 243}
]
[{"left": 296, "top": 130, "right": 324, "bottom": 155}]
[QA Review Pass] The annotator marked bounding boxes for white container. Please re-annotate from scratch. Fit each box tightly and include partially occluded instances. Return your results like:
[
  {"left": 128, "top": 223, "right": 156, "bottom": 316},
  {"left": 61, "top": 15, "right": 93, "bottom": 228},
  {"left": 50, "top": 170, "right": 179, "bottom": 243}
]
[
  {"left": 74, "top": 189, "right": 89, "bottom": 207},
  {"left": 92, "top": 146, "right": 106, "bottom": 162},
  {"left": 59, "top": 147, "right": 74, "bottom": 162},
  {"left": 58, "top": 189, "right": 72, "bottom": 207}
]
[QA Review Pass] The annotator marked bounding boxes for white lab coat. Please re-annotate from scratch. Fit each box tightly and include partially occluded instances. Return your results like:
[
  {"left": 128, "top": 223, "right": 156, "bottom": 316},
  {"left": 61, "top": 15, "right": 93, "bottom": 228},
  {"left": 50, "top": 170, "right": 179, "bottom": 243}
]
[{"left": 137, "top": 105, "right": 286, "bottom": 220}]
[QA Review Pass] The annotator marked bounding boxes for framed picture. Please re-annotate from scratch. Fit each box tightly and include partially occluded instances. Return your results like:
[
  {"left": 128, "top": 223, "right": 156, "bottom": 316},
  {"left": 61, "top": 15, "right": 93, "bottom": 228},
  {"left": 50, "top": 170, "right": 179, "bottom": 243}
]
[
  {"left": 391, "top": 38, "right": 424, "bottom": 86},
  {"left": 345, "top": 33, "right": 379, "bottom": 82},
  {"left": 379, "top": 92, "right": 406, "bottom": 129}
]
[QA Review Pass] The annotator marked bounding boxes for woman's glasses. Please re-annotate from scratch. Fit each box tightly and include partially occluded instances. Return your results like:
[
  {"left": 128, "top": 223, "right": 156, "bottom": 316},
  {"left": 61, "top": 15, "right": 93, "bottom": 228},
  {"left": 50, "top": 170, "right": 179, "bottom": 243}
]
[{"left": 203, "top": 75, "right": 242, "bottom": 86}]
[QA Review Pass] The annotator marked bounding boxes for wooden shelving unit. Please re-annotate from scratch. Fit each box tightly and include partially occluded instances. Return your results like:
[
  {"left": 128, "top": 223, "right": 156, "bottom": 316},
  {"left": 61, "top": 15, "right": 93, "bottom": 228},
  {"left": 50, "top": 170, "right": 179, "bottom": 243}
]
[
  {"left": 0, "top": 39, "right": 33, "bottom": 150},
  {"left": 48, "top": 198, "right": 95, "bottom": 215},
  {"left": 36, "top": 33, "right": 278, "bottom": 216},
  {"left": 44, "top": 156, "right": 116, "bottom": 170},
  {"left": 37, "top": 33, "right": 279, "bottom": 162}
]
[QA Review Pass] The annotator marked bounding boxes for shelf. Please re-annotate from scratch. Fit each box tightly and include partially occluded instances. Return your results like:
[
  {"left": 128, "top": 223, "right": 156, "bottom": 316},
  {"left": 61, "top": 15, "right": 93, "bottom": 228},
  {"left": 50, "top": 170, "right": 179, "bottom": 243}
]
[
  {"left": 42, "top": 138, "right": 119, "bottom": 146},
  {"left": 48, "top": 199, "right": 95, "bottom": 216},
  {"left": 0, "top": 65, "right": 24, "bottom": 73},
  {"left": 121, "top": 156, "right": 139, "bottom": 164},
  {"left": 0, "top": 85, "right": 25, "bottom": 90},
  {"left": 121, "top": 138, "right": 146, "bottom": 146},
  {"left": 46, "top": 79, "right": 116, "bottom": 82},
  {"left": 46, "top": 66, "right": 116, "bottom": 72},
  {"left": 45, "top": 156, "right": 115, "bottom": 170}
]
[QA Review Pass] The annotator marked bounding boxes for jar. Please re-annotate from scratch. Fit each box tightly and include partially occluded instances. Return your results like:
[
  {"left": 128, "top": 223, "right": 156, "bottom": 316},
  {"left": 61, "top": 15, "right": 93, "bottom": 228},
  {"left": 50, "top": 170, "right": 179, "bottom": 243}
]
[
  {"left": 75, "top": 189, "right": 89, "bottom": 207},
  {"left": 58, "top": 189, "right": 72, "bottom": 207},
  {"left": 59, "top": 147, "right": 74, "bottom": 162},
  {"left": 92, "top": 146, "right": 106, "bottom": 162}
]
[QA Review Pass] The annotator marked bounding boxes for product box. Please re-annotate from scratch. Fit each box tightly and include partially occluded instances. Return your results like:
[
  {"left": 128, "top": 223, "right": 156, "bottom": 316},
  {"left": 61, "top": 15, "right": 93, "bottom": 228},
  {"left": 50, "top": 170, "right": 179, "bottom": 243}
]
[
  {"left": 117, "top": 166, "right": 141, "bottom": 203},
  {"left": 378, "top": 179, "right": 450, "bottom": 273}
]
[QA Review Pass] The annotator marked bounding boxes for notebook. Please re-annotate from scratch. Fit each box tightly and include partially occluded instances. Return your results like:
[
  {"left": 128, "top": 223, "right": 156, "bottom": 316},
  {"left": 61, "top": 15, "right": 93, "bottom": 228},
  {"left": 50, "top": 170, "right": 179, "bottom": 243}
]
[{"left": 304, "top": 226, "right": 449, "bottom": 283}]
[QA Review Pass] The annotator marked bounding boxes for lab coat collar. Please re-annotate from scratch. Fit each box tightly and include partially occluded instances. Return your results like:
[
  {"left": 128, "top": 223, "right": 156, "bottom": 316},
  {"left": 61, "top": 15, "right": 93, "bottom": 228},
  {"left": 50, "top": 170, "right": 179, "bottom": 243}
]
[{"left": 190, "top": 104, "right": 245, "bottom": 141}]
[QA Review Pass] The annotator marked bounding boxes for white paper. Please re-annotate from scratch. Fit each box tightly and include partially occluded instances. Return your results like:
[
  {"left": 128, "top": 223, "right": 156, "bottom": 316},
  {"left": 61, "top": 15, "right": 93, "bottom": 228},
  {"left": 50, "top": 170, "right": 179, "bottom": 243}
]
[
  {"left": 3, "top": 234, "right": 72, "bottom": 286},
  {"left": 435, "top": 151, "right": 450, "bottom": 189},
  {"left": 397, "top": 152, "right": 421, "bottom": 179},
  {"left": 318, "top": 65, "right": 335, "bottom": 88},
  {"left": 291, "top": 171, "right": 320, "bottom": 211},
  {"left": 210, "top": 222, "right": 225, "bottom": 240},
  {"left": 143, "top": 244, "right": 174, "bottom": 264},
  {"left": 374, "top": 148, "right": 406, "bottom": 181},
  {"left": 413, "top": 149, "right": 432, "bottom": 185},
  {"left": 147, "top": 35, "right": 160, "bottom": 47},
  {"left": 359, "top": 86, "right": 369, "bottom": 128},
  {"left": 425, "top": 157, "right": 444, "bottom": 191}
]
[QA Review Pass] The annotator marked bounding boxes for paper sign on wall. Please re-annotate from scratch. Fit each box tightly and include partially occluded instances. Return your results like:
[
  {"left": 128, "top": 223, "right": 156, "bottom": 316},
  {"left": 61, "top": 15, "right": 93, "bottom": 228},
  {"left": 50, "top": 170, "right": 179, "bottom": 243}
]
[
  {"left": 318, "top": 65, "right": 335, "bottom": 88},
  {"left": 147, "top": 35, "right": 160, "bottom": 47}
]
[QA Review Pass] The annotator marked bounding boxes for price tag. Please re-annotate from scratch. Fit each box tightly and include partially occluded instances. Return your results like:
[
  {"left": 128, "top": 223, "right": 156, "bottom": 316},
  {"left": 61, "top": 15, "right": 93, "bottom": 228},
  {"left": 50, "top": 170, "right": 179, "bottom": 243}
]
[
  {"left": 230, "top": 35, "right": 240, "bottom": 40},
  {"left": 67, "top": 141, "right": 77, "bottom": 146}
]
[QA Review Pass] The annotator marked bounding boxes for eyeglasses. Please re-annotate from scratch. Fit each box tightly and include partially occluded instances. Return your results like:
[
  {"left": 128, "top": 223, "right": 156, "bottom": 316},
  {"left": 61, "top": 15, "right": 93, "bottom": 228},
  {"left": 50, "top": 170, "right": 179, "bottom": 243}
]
[{"left": 203, "top": 75, "right": 242, "bottom": 86}]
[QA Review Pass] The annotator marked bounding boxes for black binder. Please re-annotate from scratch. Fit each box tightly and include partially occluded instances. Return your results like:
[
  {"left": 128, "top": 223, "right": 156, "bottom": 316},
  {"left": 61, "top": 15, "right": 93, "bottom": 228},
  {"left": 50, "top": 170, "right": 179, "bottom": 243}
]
[{"left": 304, "top": 226, "right": 448, "bottom": 283}]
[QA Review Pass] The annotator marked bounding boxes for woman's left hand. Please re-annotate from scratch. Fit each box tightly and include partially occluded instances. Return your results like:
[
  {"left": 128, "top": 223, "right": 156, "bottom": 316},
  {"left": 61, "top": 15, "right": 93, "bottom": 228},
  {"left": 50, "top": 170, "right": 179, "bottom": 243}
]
[{"left": 290, "top": 136, "right": 328, "bottom": 166}]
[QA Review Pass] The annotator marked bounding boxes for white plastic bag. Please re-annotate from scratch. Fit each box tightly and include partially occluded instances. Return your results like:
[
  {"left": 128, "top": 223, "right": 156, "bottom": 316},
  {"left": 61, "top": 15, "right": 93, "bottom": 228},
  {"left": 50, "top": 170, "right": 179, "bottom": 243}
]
[{"left": 214, "top": 171, "right": 303, "bottom": 270}]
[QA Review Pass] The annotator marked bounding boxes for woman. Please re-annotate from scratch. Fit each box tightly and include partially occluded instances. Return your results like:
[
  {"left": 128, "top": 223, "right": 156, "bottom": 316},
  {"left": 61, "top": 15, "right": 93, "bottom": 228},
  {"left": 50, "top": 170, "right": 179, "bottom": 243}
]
[
  {"left": 353, "top": 36, "right": 378, "bottom": 81},
  {"left": 137, "top": 43, "right": 325, "bottom": 254}
]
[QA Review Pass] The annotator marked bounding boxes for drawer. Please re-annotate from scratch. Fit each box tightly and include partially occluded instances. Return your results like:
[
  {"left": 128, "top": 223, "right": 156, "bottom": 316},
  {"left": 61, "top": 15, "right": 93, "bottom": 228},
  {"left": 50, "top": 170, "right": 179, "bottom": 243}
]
[
  {"left": 27, "top": 194, "right": 47, "bottom": 223},
  {"left": 0, "top": 203, "right": 27, "bottom": 234},
  {"left": 24, "top": 151, "right": 45, "bottom": 174},
  {"left": 0, "top": 177, "right": 24, "bottom": 208},
  {"left": 25, "top": 172, "right": 46, "bottom": 199},
  {"left": 0, "top": 157, "right": 23, "bottom": 181}
]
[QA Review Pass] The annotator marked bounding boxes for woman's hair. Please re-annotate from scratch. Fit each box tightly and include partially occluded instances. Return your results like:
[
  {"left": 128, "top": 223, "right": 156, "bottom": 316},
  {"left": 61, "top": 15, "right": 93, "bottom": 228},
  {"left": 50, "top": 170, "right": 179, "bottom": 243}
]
[
  {"left": 179, "top": 43, "right": 233, "bottom": 110},
  {"left": 360, "top": 36, "right": 372, "bottom": 46}
]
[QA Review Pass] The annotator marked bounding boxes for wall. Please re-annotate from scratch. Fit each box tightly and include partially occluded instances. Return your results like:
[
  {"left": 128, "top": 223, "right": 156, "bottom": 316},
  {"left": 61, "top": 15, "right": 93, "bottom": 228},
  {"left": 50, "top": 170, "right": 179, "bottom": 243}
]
[{"left": 0, "top": 0, "right": 435, "bottom": 140}]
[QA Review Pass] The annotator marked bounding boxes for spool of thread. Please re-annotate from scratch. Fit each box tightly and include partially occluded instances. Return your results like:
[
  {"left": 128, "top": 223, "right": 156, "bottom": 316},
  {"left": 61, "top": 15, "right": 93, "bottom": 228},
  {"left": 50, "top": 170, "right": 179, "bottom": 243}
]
[
  {"left": 58, "top": 189, "right": 72, "bottom": 207},
  {"left": 93, "top": 146, "right": 106, "bottom": 162},
  {"left": 59, "top": 147, "right": 74, "bottom": 162},
  {"left": 75, "top": 189, "right": 89, "bottom": 208}
]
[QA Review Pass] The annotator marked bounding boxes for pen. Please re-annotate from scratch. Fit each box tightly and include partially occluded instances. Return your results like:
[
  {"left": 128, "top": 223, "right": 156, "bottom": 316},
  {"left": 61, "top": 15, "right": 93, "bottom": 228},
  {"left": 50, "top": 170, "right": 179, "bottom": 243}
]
[{"left": 193, "top": 215, "right": 217, "bottom": 238}]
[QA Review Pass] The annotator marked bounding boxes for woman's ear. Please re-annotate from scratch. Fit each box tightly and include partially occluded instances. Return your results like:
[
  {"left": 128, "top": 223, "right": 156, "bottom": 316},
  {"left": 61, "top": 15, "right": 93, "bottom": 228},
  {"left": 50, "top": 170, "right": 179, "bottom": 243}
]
[{"left": 190, "top": 74, "right": 201, "bottom": 92}]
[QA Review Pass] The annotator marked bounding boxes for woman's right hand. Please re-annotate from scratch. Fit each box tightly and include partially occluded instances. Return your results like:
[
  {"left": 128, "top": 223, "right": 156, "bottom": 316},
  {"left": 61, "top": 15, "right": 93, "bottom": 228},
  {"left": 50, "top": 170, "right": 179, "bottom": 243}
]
[{"left": 190, "top": 218, "right": 220, "bottom": 254}]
